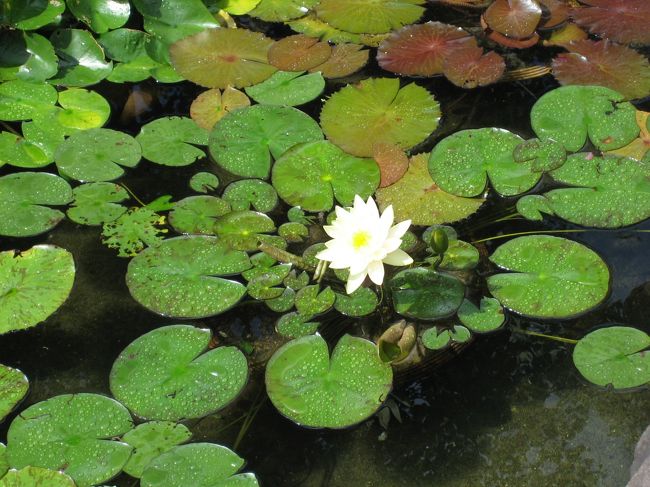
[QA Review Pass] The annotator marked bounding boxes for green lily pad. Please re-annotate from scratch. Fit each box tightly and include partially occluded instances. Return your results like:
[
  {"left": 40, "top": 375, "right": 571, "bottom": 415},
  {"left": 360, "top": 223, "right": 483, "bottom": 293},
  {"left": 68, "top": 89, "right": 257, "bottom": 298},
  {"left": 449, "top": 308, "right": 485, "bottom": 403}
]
[
  {"left": 530, "top": 85, "right": 638, "bottom": 152},
  {"left": 320, "top": 78, "right": 440, "bottom": 157},
  {"left": 0, "top": 246, "right": 75, "bottom": 334},
  {"left": 390, "top": 268, "right": 465, "bottom": 321},
  {"left": 421, "top": 325, "right": 471, "bottom": 350},
  {"left": 209, "top": 104, "right": 323, "bottom": 179},
  {"left": 245, "top": 264, "right": 291, "bottom": 300},
  {"left": 0, "top": 467, "right": 76, "bottom": 487},
  {"left": 169, "top": 28, "right": 276, "bottom": 89},
  {"left": 122, "top": 422, "right": 191, "bottom": 478},
  {"left": 49, "top": 29, "right": 113, "bottom": 87},
  {"left": 245, "top": 71, "right": 325, "bottom": 107},
  {"left": 137, "top": 117, "right": 209, "bottom": 167},
  {"left": 0, "top": 444, "right": 6, "bottom": 478},
  {"left": 539, "top": 153, "right": 650, "bottom": 228},
  {"left": 2, "top": 0, "right": 66, "bottom": 30},
  {"left": 0, "top": 32, "right": 57, "bottom": 83},
  {"left": 376, "top": 153, "right": 485, "bottom": 226},
  {"left": 213, "top": 210, "right": 278, "bottom": 251},
  {"left": 211, "top": 0, "right": 262, "bottom": 15},
  {"left": 334, "top": 287, "right": 378, "bottom": 317},
  {"left": 284, "top": 269, "right": 310, "bottom": 290},
  {"left": 67, "top": 182, "right": 129, "bottom": 225},
  {"left": 266, "top": 334, "right": 393, "bottom": 428},
  {"left": 438, "top": 240, "right": 479, "bottom": 271},
  {"left": 516, "top": 194, "right": 553, "bottom": 221},
  {"left": 98, "top": 28, "right": 147, "bottom": 62},
  {"left": 141, "top": 443, "right": 259, "bottom": 487},
  {"left": 168, "top": 196, "right": 231, "bottom": 235},
  {"left": 0, "top": 79, "right": 57, "bottom": 121},
  {"left": 314, "top": 0, "right": 425, "bottom": 34},
  {"left": 101, "top": 207, "right": 167, "bottom": 257},
  {"left": 266, "top": 287, "right": 296, "bottom": 312},
  {"left": 56, "top": 88, "right": 111, "bottom": 130},
  {"left": 55, "top": 128, "right": 141, "bottom": 182},
  {"left": 573, "top": 326, "right": 650, "bottom": 389},
  {"left": 457, "top": 297, "right": 505, "bottom": 333},
  {"left": 222, "top": 179, "right": 278, "bottom": 212},
  {"left": 0, "top": 131, "right": 51, "bottom": 169},
  {"left": 276, "top": 312, "right": 318, "bottom": 338},
  {"left": 295, "top": 285, "right": 335, "bottom": 316},
  {"left": 278, "top": 222, "right": 309, "bottom": 242},
  {"left": 110, "top": 325, "right": 248, "bottom": 421},
  {"left": 0, "top": 365, "right": 28, "bottom": 422},
  {"left": 189, "top": 172, "right": 219, "bottom": 193},
  {"left": 66, "top": 0, "right": 130, "bottom": 34},
  {"left": 126, "top": 236, "right": 251, "bottom": 318},
  {"left": 0, "top": 172, "right": 72, "bottom": 237},
  {"left": 6, "top": 393, "right": 133, "bottom": 487},
  {"left": 272, "top": 140, "right": 380, "bottom": 211},
  {"left": 250, "top": 0, "right": 319, "bottom": 21},
  {"left": 487, "top": 235, "right": 610, "bottom": 319},
  {"left": 428, "top": 128, "right": 541, "bottom": 197},
  {"left": 513, "top": 138, "right": 566, "bottom": 173}
]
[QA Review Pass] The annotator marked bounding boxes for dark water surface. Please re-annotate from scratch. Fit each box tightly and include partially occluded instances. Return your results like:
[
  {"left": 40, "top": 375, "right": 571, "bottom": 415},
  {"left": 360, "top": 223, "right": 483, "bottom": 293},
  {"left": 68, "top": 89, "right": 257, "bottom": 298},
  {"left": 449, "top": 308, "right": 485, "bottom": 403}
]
[{"left": 1, "top": 54, "right": 650, "bottom": 487}]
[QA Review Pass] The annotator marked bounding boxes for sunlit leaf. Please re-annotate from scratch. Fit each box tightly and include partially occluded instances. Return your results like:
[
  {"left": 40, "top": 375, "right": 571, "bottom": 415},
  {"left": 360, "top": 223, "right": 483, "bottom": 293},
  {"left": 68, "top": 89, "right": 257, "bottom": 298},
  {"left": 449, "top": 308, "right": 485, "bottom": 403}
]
[
  {"left": 245, "top": 71, "right": 325, "bottom": 106},
  {"left": 0, "top": 31, "right": 57, "bottom": 83},
  {"left": 137, "top": 117, "right": 209, "bottom": 166},
  {"left": 56, "top": 87, "right": 111, "bottom": 130},
  {"left": 66, "top": 0, "right": 130, "bottom": 34},
  {"left": 482, "top": 0, "right": 542, "bottom": 39},
  {"left": 102, "top": 207, "right": 167, "bottom": 257},
  {"left": 570, "top": 0, "right": 650, "bottom": 45},
  {"left": 49, "top": 29, "right": 113, "bottom": 87},
  {"left": 190, "top": 87, "right": 250, "bottom": 131},
  {"left": 309, "top": 43, "right": 369, "bottom": 79},
  {"left": 0, "top": 365, "right": 28, "bottom": 421},
  {"left": 249, "top": 0, "right": 318, "bottom": 21},
  {"left": 1, "top": 0, "right": 65, "bottom": 30},
  {"left": 122, "top": 422, "right": 191, "bottom": 478},
  {"left": 67, "top": 182, "right": 129, "bottom": 225},
  {"left": 268, "top": 34, "right": 331, "bottom": 72}
]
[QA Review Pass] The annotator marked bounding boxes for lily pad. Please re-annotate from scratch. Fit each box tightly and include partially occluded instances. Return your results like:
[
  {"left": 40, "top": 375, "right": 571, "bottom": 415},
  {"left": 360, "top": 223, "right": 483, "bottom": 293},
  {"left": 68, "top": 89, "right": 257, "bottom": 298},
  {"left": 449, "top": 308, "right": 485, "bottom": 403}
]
[
  {"left": 428, "top": 128, "right": 540, "bottom": 197},
  {"left": 276, "top": 312, "right": 318, "bottom": 338},
  {"left": 102, "top": 207, "right": 167, "bottom": 257},
  {"left": 373, "top": 142, "right": 409, "bottom": 188},
  {"left": 334, "top": 287, "right": 378, "bottom": 317},
  {"left": 126, "top": 236, "right": 251, "bottom": 318},
  {"left": 308, "top": 44, "right": 369, "bottom": 79},
  {"left": 573, "top": 326, "right": 650, "bottom": 389},
  {"left": 222, "top": 179, "right": 278, "bottom": 212},
  {"left": 278, "top": 222, "right": 308, "bottom": 242},
  {"left": 189, "top": 172, "right": 219, "bottom": 193},
  {"left": 213, "top": 210, "right": 278, "bottom": 251},
  {"left": 245, "top": 71, "right": 325, "bottom": 106},
  {"left": 376, "top": 153, "right": 485, "bottom": 226},
  {"left": 530, "top": 85, "right": 639, "bottom": 152},
  {"left": 0, "top": 31, "right": 57, "bottom": 83},
  {"left": 487, "top": 235, "right": 610, "bottom": 319},
  {"left": 607, "top": 111, "right": 650, "bottom": 162},
  {"left": 56, "top": 88, "right": 111, "bottom": 130},
  {"left": 67, "top": 182, "right": 129, "bottom": 225},
  {"left": 250, "top": 0, "right": 319, "bottom": 21},
  {"left": 169, "top": 28, "right": 277, "bottom": 89},
  {"left": 245, "top": 264, "right": 291, "bottom": 300},
  {"left": 513, "top": 137, "right": 566, "bottom": 172},
  {"left": 55, "top": 128, "right": 141, "bottom": 182},
  {"left": 438, "top": 240, "right": 480, "bottom": 270},
  {"left": 0, "top": 365, "right": 28, "bottom": 422},
  {"left": 457, "top": 297, "right": 505, "bottom": 333},
  {"left": 516, "top": 194, "right": 553, "bottom": 221},
  {"left": 421, "top": 325, "right": 471, "bottom": 350},
  {"left": 390, "top": 268, "right": 465, "bottom": 321},
  {"left": 212, "top": 0, "right": 262, "bottom": 15},
  {"left": 287, "top": 13, "right": 386, "bottom": 46},
  {"left": 111, "top": 325, "right": 249, "bottom": 421},
  {"left": 570, "top": 0, "right": 650, "bottom": 45},
  {"left": 442, "top": 47, "right": 505, "bottom": 89},
  {"left": 209, "top": 104, "right": 323, "bottom": 179},
  {"left": 137, "top": 117, "right": 209, "bottom": 167},
  {"left": 314, "top": 0, "right": 425, "bottom": 34},
  {"left": 49, "top": 29, "right": 113, "bottom": 87},
  {"left": 190, "top": 87, "right": 250, "bottom": 131},
  {"left": 6, "top": 393, "right": 133, "bottom": 487},
  {"left": 0, "top": 467, "right": 76, "bottom": 487},
  {"left": 0, "top": 79, "right": 57, "bottom": 121},
  {"left": 295, "top": 285, "right": 335, "bottom": 316},
  {"left": 168, "top": 196, "right": 231, "bottom": 235},
  {"left": 123, "top": 422, "right": 191, "bottom": 478},
  {"left": 320, "top": 77, "right": 440, "bottom": 157},
  {"left": 272, "top": 140, "right": 380, "bottom": 211},
  {"left": 141, "top": 443, "right": 259, "bottom": 487},
  {"left": 0, "top": 130, "right": 54, "bottom": 169},
  {"left": 0, "top": 172, "right": 72, "bottom": 237},
  {"left": 266, "top": 287, "right": 296, "bottom": 313},
  {"left": 2, "top": 0, "right": 66, "bottom": 30},
  {"left": 482, "top": 0, "right": 542, "bottom": 39},
  {"left": 66, "top": 0, "right": 130, "bottom": 34},
  {"left": 0, "top": 246, "right": 75, "bottom": 334},
  {"left": 266, "top": 334, "right": 393, "bottom": 428},
  {"left": 268, "top": 35, "right": 331, "bottom": 72}
]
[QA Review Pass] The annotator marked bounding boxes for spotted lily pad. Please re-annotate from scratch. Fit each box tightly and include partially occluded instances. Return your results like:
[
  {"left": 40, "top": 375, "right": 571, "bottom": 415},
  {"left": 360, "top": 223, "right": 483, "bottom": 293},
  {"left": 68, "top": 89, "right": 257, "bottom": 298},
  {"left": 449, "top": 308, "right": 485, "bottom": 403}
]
[
  {"left": 272, "top": 140, "right": 380, "bottom": 211},
  {"left": 573, "top": 326, "right": 650, "bottom": 389},
  {"left": 487, "top": 235, "right": 610, "bottom": 319},
  {"left": 213, "top": 210, "right": 279, "bottom": 251},
  {"left": 245, "top": 264, "right": 291, "bottom": 300},
  {"left": 222, "top": 180, "right": 278, "bottom": 213},
  {"left": 438, "top": 240, "right": 480, "bottom": 270},
  {"left": 570, "top": 0, "right": 650, "bottom": 45},
  {"left": 67, "top": 182, "right": 129, "bottom": 225},
  {"left": 110, "top": 325, "right": 248, "bottom": 421},
  {"left": 390, "top": 268, "right": 465, "bottom": 321},
  {"left": 266, "top": 334, "right": 393, "bottom": 428},
  {"left": 0, "top": 365, "right": 28, "bottom": 422},
  {"left": 334, "top": 287, "right": 378, "bottom": 317},
  {"left": 66, "top": 0, "right": 130, "bottom": 34},
  {"left": 314, "top": 0, "right": 425, "bottom": 34},
  {"left": 513, "top": 137, "right": 566, "bottom": 172},
  {"left": 6, "top": 393, "right": 133, "bottom": 487},
  {"left": 123, "top": 422, "right": 191, "bottom": 478},
  {"left": 429, "top": 128, "right": 540, "bottom": 197},
  {"left": 209, "top": 104, "right": 323, "bottom": 179},
  {"left": 0, "top": 172, "right": 72, "bottom": 237},
  {"left": 55, "top": 128, "right": 141, "bottom": 182},
  {"left": 49, "top": 29, "right": 113, "bottom": 87},
  {"left": 169, "top": 28, "right": 276, "bottom": 89},
  {"left": 0, "top": 467, "right": 76, "bottom": 487},
  {"left": 457, "top": 297, "right": 505, "bottom": 333},
  {"left": 421, "top": 325, "right": 471, "bottom": 350},
  {"left": 141, "top": 443, "right": 259, "bottom": 487},
  {"left": 245, "top": 71, "right": 325, "bottom": 106},
  {"left": 168, "top": 196, "right": 231, "bottom": 235},
  {"left": 137, "top": 117, "right": 209, "bottom": 167},
  {"left": 530, "top": 85, "right": 639, "bottom": 152},
  {"left": 56, "top": 88, "right": 111, "bottom": 130},
  {"left": 308, "top": 44, "right": 369, "bottom": 78},
  {"left": 442, "top": 47, "right": 505, "bottom": 89},
  {"left": 190, "top": 87, "right": 250, "bottom": 131},
  {"left": 276, "top": 312, "right": 318, "bottom": 338},
  {"left": 0, "top": 79, "right": 57, "bottom": 121},
  {"left": 126, "top": 236, "right": 251, "bottom": 318},
  {"left": 320, "top": 77, "right": 440, "bottom": 157},
  {"left": 250, "top": 0, "right": 319, "bottom": 21},
  {"left": 189, "top": 172, "right": 219, "bottom": 193},
  {"left": 295, "top": 285, "right": 335, "bottom": 316},
  {"left": 376, "top": 153, "right": 485, "bottom": 226},
  {"left": 101, "top": 207, "right": 167, "bottom": 257},
  {"left": 268, "top": 35, "right": 331, "bottom": 72},
  {"left": 278, "top": 222, "right": 308, "bottom": 242}
]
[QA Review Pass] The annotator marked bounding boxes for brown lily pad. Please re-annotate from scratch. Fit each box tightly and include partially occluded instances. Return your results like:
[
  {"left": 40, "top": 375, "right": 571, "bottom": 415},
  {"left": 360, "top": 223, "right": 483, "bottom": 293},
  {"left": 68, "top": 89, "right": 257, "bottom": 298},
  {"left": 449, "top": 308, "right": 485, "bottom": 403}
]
[
  {"left": 483, "top": 0, "right": 542, "bottom": 39},
  {"left": 443, "top": 47, "right": 506, "bottom": 88},
  {"left": 538, "top": 0, "right": 569, "bottom": 29},
  {"left": 190, "top": 87, "right": 250, "bottom": 131},
  {"left": 268, "top": 34, "right": 332, "bottom": 72},
  {"left": 570, "top": 0, "right": 650, "bottom": 45},
  {"left": 373, "top": 143, "right": 409, "bottom": 188},
  {"left": 309, "top": 44, "right": 369, "bottom": 79}
]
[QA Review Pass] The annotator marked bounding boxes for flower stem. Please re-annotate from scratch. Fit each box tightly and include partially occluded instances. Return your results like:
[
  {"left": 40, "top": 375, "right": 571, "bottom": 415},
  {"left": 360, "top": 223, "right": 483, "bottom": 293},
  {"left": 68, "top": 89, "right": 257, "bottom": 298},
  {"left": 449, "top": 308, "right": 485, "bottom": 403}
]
[{"left": 257, "top": 242, "right": 314, "bottom": 271}]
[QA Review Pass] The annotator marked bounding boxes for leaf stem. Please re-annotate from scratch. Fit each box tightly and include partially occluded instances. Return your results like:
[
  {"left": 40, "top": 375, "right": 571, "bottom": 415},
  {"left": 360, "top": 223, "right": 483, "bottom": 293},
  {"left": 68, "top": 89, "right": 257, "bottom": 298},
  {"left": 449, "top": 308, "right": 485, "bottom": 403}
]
[
  {"left": 120, "top": 182, "right": 146, "bottom": 207},
  {"left": 511, "top": 327, "right": 578, "bottom": 344},
  {"left": 471, "top": 229, "right": 588, "bottom": 244},
  {"left": 258, "top": 242, "right": 314, "bottom": 271}
]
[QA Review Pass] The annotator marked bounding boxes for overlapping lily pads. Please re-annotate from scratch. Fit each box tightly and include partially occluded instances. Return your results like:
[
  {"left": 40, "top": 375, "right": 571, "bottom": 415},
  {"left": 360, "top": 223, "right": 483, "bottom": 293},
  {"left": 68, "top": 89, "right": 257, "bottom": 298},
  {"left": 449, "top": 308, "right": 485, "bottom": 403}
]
[
  {"left": 6, "top": 393, "right": 133, "bottom": 487},
  {"left": 168, "top": 195, "right": 231, "bottom": 235},
  {"left": 66, "top": 0, "right": 130, "bottom": 34},
  {"left": 0, "top": 31, "right": 57, "bottom": 83},
  {"left": 110, "top": 325, "right": 249, "bottom": 421},
  {"left": 0, "top": 365, "right": 28, "bottom": 422},
  {"left": 0, "top": 467, "right": 76, "bottom": 487},
  {"left": 245, "top": 71, "right": 325, "bottom": 106},
  {"left": 570, "top": 0, "right": 650, "bottom": 45},
  {"left": 189, "top": 87, "right": 250, "bottom": 130},
  {"left": 126, "top": 236, "right": 251, "bottom": 318},
  {"left": 422, "top": 325, "right": 471, "bottom": 350},
  {"left": 266, "top": 334, "right": 393, "bottom": 428},
  {"left": 49, "top": 29, "right": 113, "bottom": 87},
  {"left": 487, "top": 235, "right": 610, "bottom": 319}
]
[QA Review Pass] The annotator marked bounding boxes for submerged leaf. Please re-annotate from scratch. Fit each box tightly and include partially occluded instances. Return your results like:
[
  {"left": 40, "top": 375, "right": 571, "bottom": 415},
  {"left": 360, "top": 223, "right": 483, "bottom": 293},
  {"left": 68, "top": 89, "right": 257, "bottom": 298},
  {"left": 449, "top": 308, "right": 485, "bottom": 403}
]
[
  {"left": 0, "top": 467, "right": 76, "bottom": 486},
  {"left": 67, "top": 182, "right": 129, "bottom": 225},
  {"left": 245, "top": 71, "right": 325, "bottom": 106},
  {"left": 122, "top": 422, "right": 191, "bottom": 478}
]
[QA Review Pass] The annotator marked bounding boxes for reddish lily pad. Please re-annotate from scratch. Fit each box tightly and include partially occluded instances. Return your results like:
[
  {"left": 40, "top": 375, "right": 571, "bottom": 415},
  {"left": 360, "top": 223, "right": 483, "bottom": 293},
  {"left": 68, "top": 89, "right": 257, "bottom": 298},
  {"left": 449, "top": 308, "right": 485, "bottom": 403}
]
[
  {"left": 377, "top": 21, "right": 477, "bottom": 76},
  {"left": 309, "top": 44, "right": 369, "bottom": 79},
  {"left": 443, "top": 47, "right": 505, "bottom": 88},
  {"left": 190, "top": 87, "right": 250, "bottom": 131},
  {"left": 268, "top": 34, "right": 331, "bottom": 72},
  {"left": 570, "top": 0, "right": 650, "bottom": 45},
  {"left": 373, "top": 143, "right": 409, "bottom": 188},
  {"left": 552, "top": 39, "right": 650, "bottom": 100},
  {"left": 538, "top": 0, "right": 569, "bottom": 29},
  {"left": 169, "top": 28, "right": 277, "bottom": 89},
  {"left": 483, "top": 0, "right": 542, "bottom": 39}
]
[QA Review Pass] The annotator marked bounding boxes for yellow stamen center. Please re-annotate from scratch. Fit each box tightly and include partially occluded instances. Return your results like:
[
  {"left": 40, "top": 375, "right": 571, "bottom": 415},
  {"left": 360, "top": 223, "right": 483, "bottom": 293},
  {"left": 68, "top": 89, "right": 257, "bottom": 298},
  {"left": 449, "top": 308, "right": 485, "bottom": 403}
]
[{"left": 352, "top": 231, "right": 370, "bottom": 250}]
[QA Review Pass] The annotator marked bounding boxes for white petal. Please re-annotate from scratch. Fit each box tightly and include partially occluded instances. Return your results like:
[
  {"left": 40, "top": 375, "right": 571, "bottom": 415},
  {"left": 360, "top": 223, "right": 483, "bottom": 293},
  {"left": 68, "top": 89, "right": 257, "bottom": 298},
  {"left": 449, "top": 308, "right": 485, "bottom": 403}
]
[
  {"left": 383, "top": 248, "right": 413, "bottom": 266},
  {"left": 349, "top": 258, "right": 371, "bottom": 275},
  {"left": 367, "top": 260, "right": 385, "bottom": 285},
  {"left": 335, "top": 205, "right": 350, "bottom": 220},
  {"left": 379, "top": 204, "right": 394, "bottom": 229},
  {"left": 388, "top": 219, "right": 411, "bottom": 240},
  {"left": 364, "top": 195, "right": 380, "bottom": 221},
  {"left": 346, "top": 271, "right": 367, "bottom": 294}
]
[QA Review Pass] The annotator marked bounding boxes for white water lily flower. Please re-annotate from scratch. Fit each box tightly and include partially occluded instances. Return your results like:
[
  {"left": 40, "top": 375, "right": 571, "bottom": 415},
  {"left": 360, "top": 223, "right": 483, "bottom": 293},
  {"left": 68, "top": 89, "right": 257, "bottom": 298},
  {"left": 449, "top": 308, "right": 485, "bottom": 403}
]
[{"left": 316, "top": 195, "right": 413, "bottom": 294}]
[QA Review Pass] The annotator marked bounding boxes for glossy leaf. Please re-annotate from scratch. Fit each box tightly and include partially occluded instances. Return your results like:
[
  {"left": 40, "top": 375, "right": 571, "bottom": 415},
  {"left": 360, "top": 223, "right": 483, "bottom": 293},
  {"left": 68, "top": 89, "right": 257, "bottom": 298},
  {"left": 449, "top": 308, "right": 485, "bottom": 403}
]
[
  {"left": 245, "top": 71, "right": 325, "bottom": 106},
  {"left": 570, "top": 0, "right": 650, "bottom": 45},
  {"left": 189, "top": 172, "right": 219, "bottom": 193},
  {"left": 0, "top": 365, "right": 28, "bottom": 422},
  {"left": 483, "top": 0, "right": 542, "bottom": 39},
  {"left": 222, "top": 179, "right": 278, "bottom": 212},
  {"left": 249, "top": 0, "right": 318, "bottom": 21},
  {"left": 137, "top": 117, "right": 209, "bottom": 166},
  {"left": 457, "top": 297, "right": 505, "bottom": 333},
  {"left": 213, "top": 210, "right": 279, "bottom": 251},
  {"left": 309, "top": 44, "right": 369, "bottom": 79},
  {"left": 0, "top": 79, "right": 57, "bottom": 121},
  {"left": 0, "top": 31, "right": 57, "bottom": 83},
  {"left": 66, "top": 0, "right": 130, "bottom": 34},
  {"left": 49, "top": 29, "right": 112, "bottom": 87},
  {"left": 513, "top": 137, "right": 566, "bottom": 172},
  {"left": 56, "top": 88, "right": 111, "bottom": 130},
  {"left": 334, "top": 287, "right": 378, "bottom": 317},
  {"left": 421, "top": 325, "right": 471, "bottom": 350},
  {"left": 268, "top": 35, "right": 331, "bottom": 72}
]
